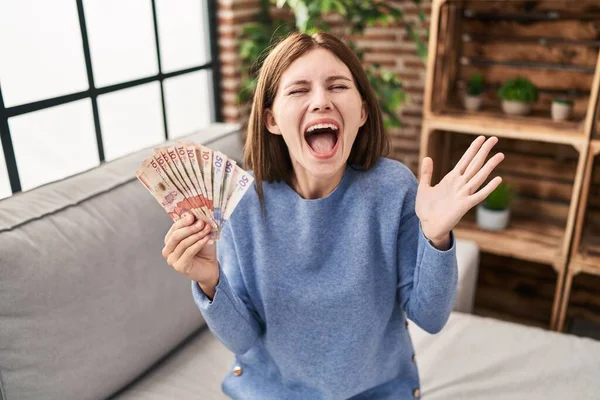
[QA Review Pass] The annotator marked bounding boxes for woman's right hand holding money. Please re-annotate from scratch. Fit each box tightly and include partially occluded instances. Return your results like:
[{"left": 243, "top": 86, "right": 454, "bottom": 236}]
[{"left": 162, "top": 214, "right": 219, "bottom": 299}]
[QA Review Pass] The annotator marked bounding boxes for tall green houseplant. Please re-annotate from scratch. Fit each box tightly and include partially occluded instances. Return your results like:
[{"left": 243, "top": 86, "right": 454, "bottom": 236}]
[{"left": 238, "top": 0, "right": 429, "bottom": 130}]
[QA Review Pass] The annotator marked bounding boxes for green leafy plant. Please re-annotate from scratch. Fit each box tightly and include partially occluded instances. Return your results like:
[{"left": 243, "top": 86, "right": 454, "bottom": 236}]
[
  {"left": 466, "top": 72, "right": 484, "bottom": 96},
  {"left": 365, "top": 64, "right": 408, "bottom": 129},
  {"left": 238, "top": 0, "right": 429, "bottom": 129},
  {"left": 483, "top": 182, "right": 514, "bottom": 211},
  {"left": 498, "top": 77, "right": 539, "bottom": 104},
  {"left": 553, "top": 98, "right": 573, "bottom": 105}
]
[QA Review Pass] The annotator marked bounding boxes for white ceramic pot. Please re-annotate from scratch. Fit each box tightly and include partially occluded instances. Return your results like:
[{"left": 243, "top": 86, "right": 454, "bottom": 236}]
[
  {"left": 464, "top": 95, "right": 483, "bottom": 111},
  {"left": 476, "top": 205, "right": 510, "bottom": 231},
  {"left": 501, "top": 100, "right": 531, "bottom": 116},
  {"left": 551, "top": 101, "right": 572, "bottom": 121}
]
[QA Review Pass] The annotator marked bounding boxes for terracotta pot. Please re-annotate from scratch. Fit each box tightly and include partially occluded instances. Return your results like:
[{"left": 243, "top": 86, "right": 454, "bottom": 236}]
[
  {"left": 464, "top": 95, "right": 483, "bottom": 111},
  {"left": 551, "top": 101, "right": 572, "bottom": 121},
  {"left": 501, "top": 100, "right": 531, "bottom": 116},
  {"left": 476, "top": 205, "right": 510, "bottom": 231}
]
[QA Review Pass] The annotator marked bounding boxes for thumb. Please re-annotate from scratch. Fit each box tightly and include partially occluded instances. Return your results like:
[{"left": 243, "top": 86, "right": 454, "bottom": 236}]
[{"left": 419, "top": 157, "right": 433, "bottom": 187}]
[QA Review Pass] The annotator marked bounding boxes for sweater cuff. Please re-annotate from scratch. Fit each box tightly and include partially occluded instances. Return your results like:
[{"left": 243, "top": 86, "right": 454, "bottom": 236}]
[
  {"left": 190, "top": 264, "right": 261, "bottom": 354},
  {"left": 418, "top": 223, "right": 456, "bottom": 253},
  {"left": 191, "top": 263, "right": 229, "bottom": 310}
]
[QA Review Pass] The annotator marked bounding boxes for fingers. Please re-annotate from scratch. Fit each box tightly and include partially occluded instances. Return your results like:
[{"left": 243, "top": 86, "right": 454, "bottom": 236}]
[
  {"left": 178, "top": 234, "right": 214, "bottom": 275},
  {"left": 463, "top": 136, "right": 499, "bottom": 181},
  {"left": 420, "top": 157, "right": 434, "bottom": 187},
  {"left": 167, "top": 222, "right": 212, "bottom": 268},
  {"left": 469, "top": 176, "right": 503, "bottom": 206},
  {"left": 453, "top": 135, "right": 486, "bottom": 175},
  {"left": 466, "top": 152, "right": 505, "bottom": 194},
  {"left": 164, "top": 213, "right": 195, "bottom": 245},
  {"left": 162, "top": 218, "right": 205, "bottom": 259}
]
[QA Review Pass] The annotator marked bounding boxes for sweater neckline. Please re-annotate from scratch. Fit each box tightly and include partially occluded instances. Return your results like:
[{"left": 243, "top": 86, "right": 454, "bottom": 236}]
[{"left": 281, "top": 164, "right": 354, "bottom": 205}]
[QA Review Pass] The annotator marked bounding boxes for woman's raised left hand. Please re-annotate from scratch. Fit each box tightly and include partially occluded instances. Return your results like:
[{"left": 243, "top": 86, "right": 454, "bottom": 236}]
[{"left": 415, "top": 135, "right": 505, "bottom": 247}]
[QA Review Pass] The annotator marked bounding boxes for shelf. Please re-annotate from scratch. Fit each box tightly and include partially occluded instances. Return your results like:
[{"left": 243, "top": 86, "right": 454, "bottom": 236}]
[
  {"left": 453, "top": 213, "right": 565, "bottom": 269},
  {"left": 582, "top": 235, "right": 600, "bottom": 255},
  {"left": 572, "top": 220, "right": 600, "bottom": 276},
  {"left": 425, "top": 107, "right": 587, "bottom": 147},
  {"left": 569, "top": 139, "right": 600, "bottom": 275},
  {"left": 426, "top": 0, "right": 600, "bottom": 149},
  {"left": 571, "top": 253, "right": 600, "bottom": 275}
]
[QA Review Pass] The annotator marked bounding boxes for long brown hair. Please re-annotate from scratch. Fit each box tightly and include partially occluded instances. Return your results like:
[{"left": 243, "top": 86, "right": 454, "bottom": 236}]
[{"left": 244, "top": 31, "right": 390, "bottom": 207}]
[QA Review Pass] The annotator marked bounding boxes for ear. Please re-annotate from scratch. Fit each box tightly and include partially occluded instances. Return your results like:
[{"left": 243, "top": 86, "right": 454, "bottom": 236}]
[
  {"left": 359, "top": 100, "right": 368, "bottom": 127},
  {"left": 264, "top": 108, "right": 281, "bottom": 135}
]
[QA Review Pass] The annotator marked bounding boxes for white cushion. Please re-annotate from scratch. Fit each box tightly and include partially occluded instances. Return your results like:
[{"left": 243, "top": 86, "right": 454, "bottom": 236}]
[
  {"left": 454, "top": 239, "right": 480, "bottom": 314},
  {"left": 410, "top": 312, "right": 600, "bottom": 400}
]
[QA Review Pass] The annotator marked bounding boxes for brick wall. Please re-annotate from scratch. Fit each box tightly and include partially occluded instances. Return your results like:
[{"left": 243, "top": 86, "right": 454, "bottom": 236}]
[
  {"left": 216, "top": 0, "right": 261, "bottom": 123},
  {"left": 216, "top": 0, "right": 431, "bottom": 175}
]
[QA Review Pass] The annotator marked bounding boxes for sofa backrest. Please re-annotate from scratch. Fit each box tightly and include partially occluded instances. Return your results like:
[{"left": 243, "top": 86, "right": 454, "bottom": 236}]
[{"left": 0, "top": 123, "right": 243, "bottom": 400}]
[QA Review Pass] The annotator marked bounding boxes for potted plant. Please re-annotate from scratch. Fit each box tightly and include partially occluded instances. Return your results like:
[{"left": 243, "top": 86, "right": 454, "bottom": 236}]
[
  {"left": 551, "top": 98, "right": 573, "bottom": 121},
  {"left": 498, "top": 77, "right": 538, "bottom": 116},
  {"left": 476, "top": 182, "right": 514, "bottom": 231},
  {"left": 464, "top": 72, "right": 484, "bottom": 111}
]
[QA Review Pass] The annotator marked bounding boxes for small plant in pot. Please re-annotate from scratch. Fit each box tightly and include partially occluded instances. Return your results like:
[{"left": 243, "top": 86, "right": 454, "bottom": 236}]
[
  {"left": 464, "top": 72, "right": 484, "bottom": 111},
  {"left": 476, "top": 182, "right": 514, "bottom": 231},
  {"left": 551, "top": 98, "right": 573, "bottom": 121},
  {"left": 498, "top": 77, "right": 538, "bottom": 116}
]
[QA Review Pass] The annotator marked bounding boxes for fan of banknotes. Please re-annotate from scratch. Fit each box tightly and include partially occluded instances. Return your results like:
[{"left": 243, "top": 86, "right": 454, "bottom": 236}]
[{"left": 135, "top": 141, "right": 254, "bottom": 240}]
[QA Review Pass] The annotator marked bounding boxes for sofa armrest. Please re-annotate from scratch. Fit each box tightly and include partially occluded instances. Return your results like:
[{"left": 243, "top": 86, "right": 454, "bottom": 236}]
[{"left": 454, "top": 239, "right": 480, "bottom": 314}]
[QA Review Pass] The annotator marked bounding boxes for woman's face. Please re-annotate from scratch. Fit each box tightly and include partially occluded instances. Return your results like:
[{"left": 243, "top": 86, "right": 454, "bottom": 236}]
[{"left": 265, "top": 48, "right": 367, "bottom": 182}]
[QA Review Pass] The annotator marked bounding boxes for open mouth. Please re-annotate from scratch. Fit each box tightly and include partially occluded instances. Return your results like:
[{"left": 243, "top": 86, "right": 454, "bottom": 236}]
[{"left": 304, "top": 122, "right": 340, "bottom": 155}]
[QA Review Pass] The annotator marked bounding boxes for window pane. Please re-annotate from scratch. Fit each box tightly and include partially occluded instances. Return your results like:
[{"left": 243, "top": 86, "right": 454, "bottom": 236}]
[
  {"left": 0, "top": 0, "right": 89, "bottom": 108},
  {"left": 98, "top": 82, "right": 164, "bottom": 161},
  {"left": 9, "top": 100, "right": 99, "bottom": 192},
  {"left": 0, "top": 143, "right": 12, "bottom": 200},
  {"left": 84, "top": 0, "right": 158, "bottom": 88},
  {"left": 163, "top": 70, "right": 213, "bottom": 139},
  {"left": 155, "top": 0, "right": 209, "bottom": 73}
]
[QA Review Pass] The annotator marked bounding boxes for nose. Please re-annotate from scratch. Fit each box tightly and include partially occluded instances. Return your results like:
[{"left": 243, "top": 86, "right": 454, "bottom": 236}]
[{"left": 310, "top": 87, "right": 332, "bottom": 112}]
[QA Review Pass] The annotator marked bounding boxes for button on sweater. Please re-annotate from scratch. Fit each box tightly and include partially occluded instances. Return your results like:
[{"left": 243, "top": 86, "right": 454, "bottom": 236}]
[{"left": 192, "top": 157, "right": 458, "bottom": 399}]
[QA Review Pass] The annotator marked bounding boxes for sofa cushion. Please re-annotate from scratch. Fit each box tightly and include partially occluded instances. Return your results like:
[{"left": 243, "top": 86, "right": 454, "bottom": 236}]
[
  {"left": 110, "top": 327, "right": 233, "bottom": 400},
  {"left": 411, "top": 312, "right": 600, "bottom": 400},
  {"left": 109, "top": 312, "right": 600, "bottom": 400},
  {"left": 0, "top": 123, "right": 243, "bottom": 400}
]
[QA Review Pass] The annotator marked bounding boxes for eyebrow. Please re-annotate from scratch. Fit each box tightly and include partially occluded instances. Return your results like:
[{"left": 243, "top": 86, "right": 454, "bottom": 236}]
[{"left": 283, "top": 75, "right": 352, "bottom": 90}]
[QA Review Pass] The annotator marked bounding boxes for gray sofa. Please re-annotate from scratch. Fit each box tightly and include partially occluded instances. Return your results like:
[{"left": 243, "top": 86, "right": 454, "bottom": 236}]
[{"left": 1, "top": 123, "right": 600, "bottom": 400}]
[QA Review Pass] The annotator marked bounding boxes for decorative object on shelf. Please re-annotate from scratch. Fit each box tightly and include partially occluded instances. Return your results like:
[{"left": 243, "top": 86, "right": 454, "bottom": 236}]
[
  {"left": 498, "top": 77, "right": 539, "bottom": 116},
  {"left": 551, "top": 98, "right": 573, "bottom": 121},
  {"left": 476, "top": 182, "right": 514, "bottom": 231},
  {"left": 464, "top": 72, "right": 484, "bottom": 111}
]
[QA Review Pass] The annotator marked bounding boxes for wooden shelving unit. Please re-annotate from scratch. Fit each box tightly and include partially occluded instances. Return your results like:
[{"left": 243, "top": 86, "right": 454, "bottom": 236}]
[
  {"left": 556, "top": 140, "right": 600, "bottom": 331},
  {"left": 421, "top": 0, "right": 600, "bottom": 330}
]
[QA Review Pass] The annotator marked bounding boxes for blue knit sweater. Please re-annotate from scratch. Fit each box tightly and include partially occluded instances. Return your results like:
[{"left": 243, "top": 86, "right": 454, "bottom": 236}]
[{"left": 192, "top": 157, "right": 458, "bottom": 399}]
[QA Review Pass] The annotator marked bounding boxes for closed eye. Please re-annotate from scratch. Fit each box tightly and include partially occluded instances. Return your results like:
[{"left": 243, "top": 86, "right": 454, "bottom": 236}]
[
  {"left": 288, "top": 89, "right": 309, "bottom": 95},
  {"left": 330, "top": 85, "right": 349, "bottom": 91}
]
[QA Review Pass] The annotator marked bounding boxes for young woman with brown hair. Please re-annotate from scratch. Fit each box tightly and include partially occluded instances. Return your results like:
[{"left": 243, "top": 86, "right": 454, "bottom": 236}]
[{"left": 162, "top": 31, "right": 504, "bottom": 399}]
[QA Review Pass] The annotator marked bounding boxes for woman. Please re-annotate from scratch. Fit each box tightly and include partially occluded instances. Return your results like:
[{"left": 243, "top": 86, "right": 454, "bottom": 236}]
[{"left": 162, "top": 32, "right": 504, "bottom": 399}]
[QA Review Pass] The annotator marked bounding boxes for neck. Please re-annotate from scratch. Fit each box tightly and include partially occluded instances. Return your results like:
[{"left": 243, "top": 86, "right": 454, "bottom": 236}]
[{"left": 289, "top": 164, "right": 346, "bottom": 200}]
